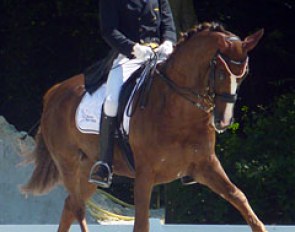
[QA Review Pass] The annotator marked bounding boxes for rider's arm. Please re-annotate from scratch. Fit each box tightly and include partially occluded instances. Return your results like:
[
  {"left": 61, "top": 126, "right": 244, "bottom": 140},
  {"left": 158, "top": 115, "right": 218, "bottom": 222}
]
[
  {"left": 159, "top": 0, "right": 177, "bottom": 44},
  {"left": 99, "top": 0, "right": 136, "bottom": 58}
]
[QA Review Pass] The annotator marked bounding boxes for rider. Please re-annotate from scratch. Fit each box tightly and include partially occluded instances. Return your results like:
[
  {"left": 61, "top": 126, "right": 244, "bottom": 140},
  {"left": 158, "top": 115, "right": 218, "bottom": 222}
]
[{"left": 89, "top": 0, "right": 177, "bottom": 188}]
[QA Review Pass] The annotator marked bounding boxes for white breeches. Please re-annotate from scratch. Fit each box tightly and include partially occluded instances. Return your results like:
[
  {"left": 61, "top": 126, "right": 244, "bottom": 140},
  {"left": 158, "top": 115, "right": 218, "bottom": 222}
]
[{"left": 103, "top": 54, "right": 143, "bottom": 116}]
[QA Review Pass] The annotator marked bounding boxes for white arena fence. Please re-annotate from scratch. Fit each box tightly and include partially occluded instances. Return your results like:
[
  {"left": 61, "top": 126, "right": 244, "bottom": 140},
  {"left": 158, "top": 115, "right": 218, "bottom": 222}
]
[{"left": 0, "top": 219, "right": 294, "bottom": 232}]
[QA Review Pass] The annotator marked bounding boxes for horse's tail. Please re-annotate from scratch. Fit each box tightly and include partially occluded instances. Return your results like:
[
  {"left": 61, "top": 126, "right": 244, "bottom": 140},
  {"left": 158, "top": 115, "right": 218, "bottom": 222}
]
[{"left": 21, "top": 127, "right": 60, "bottom": 196}]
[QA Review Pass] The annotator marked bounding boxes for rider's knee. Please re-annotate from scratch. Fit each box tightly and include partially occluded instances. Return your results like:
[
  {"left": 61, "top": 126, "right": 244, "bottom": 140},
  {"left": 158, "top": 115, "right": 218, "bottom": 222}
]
[{"left": 104, "top": 96, "right": 119, "bottom": 117}]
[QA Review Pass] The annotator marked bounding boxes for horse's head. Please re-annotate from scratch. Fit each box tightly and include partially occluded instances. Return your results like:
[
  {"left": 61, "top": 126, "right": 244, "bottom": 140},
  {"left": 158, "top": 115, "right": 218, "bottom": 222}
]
[
  {"left": 209, "top": 26, "right": 264, "bottom": 132},
  {"left": 161, "top": 23, "right": 264, "bottom": 133}
]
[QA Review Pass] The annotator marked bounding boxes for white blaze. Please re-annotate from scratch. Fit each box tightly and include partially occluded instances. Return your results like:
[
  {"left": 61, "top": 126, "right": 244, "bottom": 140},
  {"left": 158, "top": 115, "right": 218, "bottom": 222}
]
[
  {"left": 223, "top": 76, "right": 238, "bottom": 125},
  {"left": 216, "top": 54, "right": 249, "bottom": 129}
]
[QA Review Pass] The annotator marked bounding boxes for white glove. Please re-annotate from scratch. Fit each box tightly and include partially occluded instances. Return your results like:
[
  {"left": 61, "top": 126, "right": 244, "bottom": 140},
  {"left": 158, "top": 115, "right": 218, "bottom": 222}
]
[
  {"left": 154, "top": 40, "right": 173, "bottom": 59},
  {"left": 132, "top": 43, "right": 154, "bottom": 60}
]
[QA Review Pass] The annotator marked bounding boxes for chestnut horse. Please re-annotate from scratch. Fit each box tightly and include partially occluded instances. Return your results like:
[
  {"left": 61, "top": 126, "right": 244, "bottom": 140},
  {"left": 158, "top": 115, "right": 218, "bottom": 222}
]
[{"left": 21, "top": 23, "right": 266, "bottom": 232}]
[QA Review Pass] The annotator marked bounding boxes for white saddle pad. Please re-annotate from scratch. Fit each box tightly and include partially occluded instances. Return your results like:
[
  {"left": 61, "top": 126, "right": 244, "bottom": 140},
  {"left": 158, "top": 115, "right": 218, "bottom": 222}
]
[
  {"left": 75, "top": 84, "right": 130, "bottom": 134},
  {"left": 76, "top": 59, "right": 158, "bottom": 134}
]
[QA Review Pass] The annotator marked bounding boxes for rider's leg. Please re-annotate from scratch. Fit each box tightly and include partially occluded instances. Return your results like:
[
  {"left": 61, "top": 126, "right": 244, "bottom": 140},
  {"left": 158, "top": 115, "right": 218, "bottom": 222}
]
[
  {"left": 89, "top": 63, "right": 123, "bottom": 188},
  {"left": 89, "top": 55, "right": 142, "bottom": 188}
]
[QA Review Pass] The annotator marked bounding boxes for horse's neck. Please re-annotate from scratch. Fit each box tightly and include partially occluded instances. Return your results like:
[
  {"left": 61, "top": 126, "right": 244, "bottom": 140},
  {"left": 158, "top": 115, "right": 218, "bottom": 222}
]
[
  {"left": 164, "top": 42, "right": 215, "bottom": 94},
  {"left": 165, "top": 59, "right": 206, "bottom": 92},
  {"left": 150, "top": 58, "right": 208, "bottom": 124},
  {"left": 150, "top": 41, "right": 217, "bottom": 128}
]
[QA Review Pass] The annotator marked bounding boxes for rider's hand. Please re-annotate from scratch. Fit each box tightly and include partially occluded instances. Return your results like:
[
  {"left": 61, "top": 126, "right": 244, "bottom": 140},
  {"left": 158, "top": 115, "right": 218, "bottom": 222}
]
[
  {"left": 132, "top": 43, "right": 154, "bottom": 60},
  {"left": 154, "top": 40, "right": 173, "bottom": 59}
]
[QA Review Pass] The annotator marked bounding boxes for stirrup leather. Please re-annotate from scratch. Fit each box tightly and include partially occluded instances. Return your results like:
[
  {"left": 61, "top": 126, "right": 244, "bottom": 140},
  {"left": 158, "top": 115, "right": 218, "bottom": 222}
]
[{"left": 89, "top": 161, "right": 113, "bottom": 188}]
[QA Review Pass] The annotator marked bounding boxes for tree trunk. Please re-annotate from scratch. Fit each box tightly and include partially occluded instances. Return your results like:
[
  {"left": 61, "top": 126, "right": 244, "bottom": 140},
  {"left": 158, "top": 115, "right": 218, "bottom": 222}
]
[{"left": 169, "top": 0, "right": 197, "bottom": 36}]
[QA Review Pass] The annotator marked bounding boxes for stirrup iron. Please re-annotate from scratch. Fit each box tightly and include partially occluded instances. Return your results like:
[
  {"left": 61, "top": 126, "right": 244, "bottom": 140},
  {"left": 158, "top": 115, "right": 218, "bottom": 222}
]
[{"left": 89, "top": 161, "right": 113, "bottom": 188}]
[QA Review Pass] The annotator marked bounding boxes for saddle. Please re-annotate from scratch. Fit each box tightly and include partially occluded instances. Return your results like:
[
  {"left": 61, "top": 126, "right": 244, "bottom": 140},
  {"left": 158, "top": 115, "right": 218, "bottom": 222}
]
[{"left": 83, "top": 57, "right": 158, "bottom": 172}]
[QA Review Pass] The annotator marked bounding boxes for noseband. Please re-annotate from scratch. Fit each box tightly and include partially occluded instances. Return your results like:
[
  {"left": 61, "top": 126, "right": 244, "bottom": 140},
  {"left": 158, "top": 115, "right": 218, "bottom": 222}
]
[
  {"left": 209, "top": 52, "right": 249, "bottom": 104},
  {"left": 156, "top": 49, "right": 249, "bottom": 113}
]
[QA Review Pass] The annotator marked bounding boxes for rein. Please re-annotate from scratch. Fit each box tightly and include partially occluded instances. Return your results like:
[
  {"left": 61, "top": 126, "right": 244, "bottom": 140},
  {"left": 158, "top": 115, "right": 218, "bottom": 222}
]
[
  {"left": 155, "top": 68, "right": 214, "bottom": 112},
  {"left": 156, "top": 51, "right": 249, "bottom": 113}
]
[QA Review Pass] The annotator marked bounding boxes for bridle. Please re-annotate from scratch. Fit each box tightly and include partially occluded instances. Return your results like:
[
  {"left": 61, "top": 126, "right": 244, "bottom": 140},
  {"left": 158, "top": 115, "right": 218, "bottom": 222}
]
[
  {"left": 209, "top": 51, "right": 249, "bottom": 104},
  {"left": 156, "top": 45, "right": 249, "bottom": 113}
]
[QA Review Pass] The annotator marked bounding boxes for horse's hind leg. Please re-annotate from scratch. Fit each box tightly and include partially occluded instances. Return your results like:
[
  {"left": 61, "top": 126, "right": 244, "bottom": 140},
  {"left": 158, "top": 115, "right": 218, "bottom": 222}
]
[
  {"left": 56, "top": 154, "right": 96, "bottom": 232},
  {"left": 58, "top": 194, "right": 87, "bottom": 232},
  {"left": 58, "top": 183, "right": 96, "bottom": 232},
  {"left": 196, "top": 154, "right": 267, "bottom": 232}
]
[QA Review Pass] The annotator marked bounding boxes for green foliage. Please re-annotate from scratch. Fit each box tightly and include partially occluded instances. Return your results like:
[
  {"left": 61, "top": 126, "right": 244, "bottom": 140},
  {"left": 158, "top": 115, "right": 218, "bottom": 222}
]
[{"left": 166, "top": 92, "right": 295, "bottom": 224}]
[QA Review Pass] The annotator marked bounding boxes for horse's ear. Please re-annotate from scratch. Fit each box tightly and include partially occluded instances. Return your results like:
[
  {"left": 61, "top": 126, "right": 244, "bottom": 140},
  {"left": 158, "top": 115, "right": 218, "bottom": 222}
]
[{"left": 243, "top": 29, "right": 264, "bottom": 52}]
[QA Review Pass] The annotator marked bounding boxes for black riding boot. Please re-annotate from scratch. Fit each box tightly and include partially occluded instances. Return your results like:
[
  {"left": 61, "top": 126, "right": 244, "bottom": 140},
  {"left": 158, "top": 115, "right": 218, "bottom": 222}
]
[{"left": 89, "top": 113, "right": 117, "bottom": 188}]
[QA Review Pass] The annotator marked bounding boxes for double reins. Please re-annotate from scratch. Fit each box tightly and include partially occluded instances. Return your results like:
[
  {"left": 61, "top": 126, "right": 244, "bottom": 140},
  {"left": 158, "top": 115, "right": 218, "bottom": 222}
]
[
  {"left": 155, "top": 68, "right": 214, "bottom": 112},
  {"left": 156, "top": 50, "right": 249, "bottom": 113}
]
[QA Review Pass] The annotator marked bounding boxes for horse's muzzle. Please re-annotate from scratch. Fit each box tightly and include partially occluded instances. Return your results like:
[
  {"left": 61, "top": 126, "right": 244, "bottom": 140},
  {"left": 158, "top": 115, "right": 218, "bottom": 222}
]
[{"left": 213, "top": 117, "right": 234, "bottom": 133}]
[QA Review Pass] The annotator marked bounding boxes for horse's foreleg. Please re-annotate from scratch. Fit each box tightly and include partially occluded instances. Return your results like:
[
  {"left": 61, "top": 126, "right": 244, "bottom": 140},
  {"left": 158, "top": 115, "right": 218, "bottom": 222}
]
[
  {"left": 133, "top": 171, "right": 154, "bottom": 232},
  {"left": 197, "top": 154, "right": 267, "bottom": 232}
]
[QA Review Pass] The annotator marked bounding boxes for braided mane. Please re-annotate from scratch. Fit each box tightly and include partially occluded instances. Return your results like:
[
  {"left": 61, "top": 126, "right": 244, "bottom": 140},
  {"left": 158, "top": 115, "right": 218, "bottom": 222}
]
[
  {"left": 177, "top": 22, "right": 234, "bottom": 46},
  {"left": 164, "top": 22, "right": 236, "bottom": 69}
]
